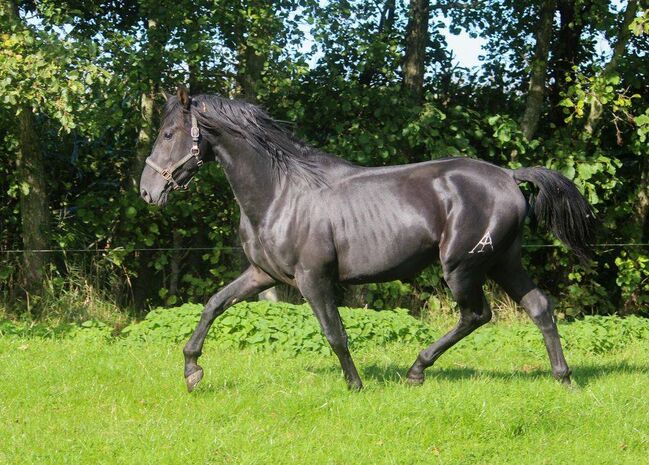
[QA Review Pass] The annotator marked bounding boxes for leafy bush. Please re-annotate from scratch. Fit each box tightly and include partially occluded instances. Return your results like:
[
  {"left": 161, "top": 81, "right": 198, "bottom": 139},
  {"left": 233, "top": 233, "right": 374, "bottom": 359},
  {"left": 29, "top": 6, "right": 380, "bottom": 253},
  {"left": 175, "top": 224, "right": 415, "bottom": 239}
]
[
  {"left": 561, "top": 315, "right": 649, "bottom": 355},
  {"left": 615, "top": 251, "right": 649, "bottom": 312},
  {"left": 121, "top": 301, "right": 437, "bottom": 354},
  {"left": 116, "top": 303, "right": 649, "bottom": 357},
  {"left": 4, "top": 303, "right": 649, "bottom": 359}
]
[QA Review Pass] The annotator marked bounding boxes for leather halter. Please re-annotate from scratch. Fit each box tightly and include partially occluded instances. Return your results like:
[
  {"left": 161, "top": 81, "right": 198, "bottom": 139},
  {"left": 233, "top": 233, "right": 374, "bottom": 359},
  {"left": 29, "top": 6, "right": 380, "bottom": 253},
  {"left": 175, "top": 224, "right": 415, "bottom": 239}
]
[{"left": 145, "top": 113, "right": 203, "bottom": 190}]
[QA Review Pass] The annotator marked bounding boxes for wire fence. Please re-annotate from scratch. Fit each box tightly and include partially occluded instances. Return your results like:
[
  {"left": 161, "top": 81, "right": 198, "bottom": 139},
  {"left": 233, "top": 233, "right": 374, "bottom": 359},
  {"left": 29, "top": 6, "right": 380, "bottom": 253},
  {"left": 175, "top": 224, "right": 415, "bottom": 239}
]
[{"left": 0, "top": 243, "right": 647, "bottom": 254}]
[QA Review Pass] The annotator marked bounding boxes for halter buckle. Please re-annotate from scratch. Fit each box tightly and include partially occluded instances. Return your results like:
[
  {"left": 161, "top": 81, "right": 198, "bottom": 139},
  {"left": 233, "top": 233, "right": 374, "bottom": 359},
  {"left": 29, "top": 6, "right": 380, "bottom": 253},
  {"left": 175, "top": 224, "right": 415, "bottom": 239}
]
[
  {"left": 160, "top": 168, "right": 172, "bottom": 181},
  {"left": 190, "top": 126, "right": 200, "bottom": 139}
]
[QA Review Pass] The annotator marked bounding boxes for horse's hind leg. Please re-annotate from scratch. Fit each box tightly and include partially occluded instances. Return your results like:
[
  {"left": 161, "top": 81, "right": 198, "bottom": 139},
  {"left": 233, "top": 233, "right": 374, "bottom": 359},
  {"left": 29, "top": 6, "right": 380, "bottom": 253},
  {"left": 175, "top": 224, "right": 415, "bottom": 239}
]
[
  {"left": 183, "top": 265, "right": 276, "bottom": 392},
  {"left": 490, "top": 256, "right": 572, "bottom": 385},
  {"left": 407, "top": 270, "right": 492, "bottom": 384}
]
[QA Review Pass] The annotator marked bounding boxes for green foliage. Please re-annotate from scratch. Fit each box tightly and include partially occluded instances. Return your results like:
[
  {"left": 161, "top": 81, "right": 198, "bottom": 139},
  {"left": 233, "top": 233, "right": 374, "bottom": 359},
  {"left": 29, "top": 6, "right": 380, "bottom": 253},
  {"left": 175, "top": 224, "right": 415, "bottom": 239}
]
[
  {"left": 561, "top": 315, "right": 649, "bottom": 354},
  {"left": 0, "top": 11, "right": 108, "bottom": 132},
  {"left": 121, "top": 301, "right": 437, "bottom": 354},
  {"left": 362, "top": 281, "right": 414, "bottom": 310},
  {"left": 6, "top": 303, "right": 649, "bottom": 362},
  {"left": 1, "top": 0, "right": 647, "bottom": 317},
  {"left": 629, "top": 8, "right": 649, "bottom": 36},
  {"left": 615, "top": 251, "right": 649, "bottom": 312}
]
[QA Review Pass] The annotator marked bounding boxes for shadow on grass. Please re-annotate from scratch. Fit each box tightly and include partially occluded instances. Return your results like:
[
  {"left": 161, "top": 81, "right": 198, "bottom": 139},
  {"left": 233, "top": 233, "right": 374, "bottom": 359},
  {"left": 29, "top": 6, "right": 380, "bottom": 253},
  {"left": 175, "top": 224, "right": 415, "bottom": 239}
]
[{"left": 313, "top": 360, "right": 649, "bottom": 388}]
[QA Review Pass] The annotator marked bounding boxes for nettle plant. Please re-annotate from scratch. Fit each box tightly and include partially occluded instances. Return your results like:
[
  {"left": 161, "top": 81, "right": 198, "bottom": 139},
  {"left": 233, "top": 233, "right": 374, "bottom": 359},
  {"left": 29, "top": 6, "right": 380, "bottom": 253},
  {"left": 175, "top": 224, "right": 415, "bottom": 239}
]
[{"left": 121, "top": 301, "right": 437, "bottom": 354}]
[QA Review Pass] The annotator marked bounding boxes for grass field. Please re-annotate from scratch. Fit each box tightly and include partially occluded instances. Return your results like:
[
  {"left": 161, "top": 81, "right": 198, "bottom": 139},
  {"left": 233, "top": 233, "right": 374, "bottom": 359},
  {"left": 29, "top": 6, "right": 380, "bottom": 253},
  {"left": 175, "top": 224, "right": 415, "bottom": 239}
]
[{"left": 1, "top": 318, "right": 649, "bottom": 465}]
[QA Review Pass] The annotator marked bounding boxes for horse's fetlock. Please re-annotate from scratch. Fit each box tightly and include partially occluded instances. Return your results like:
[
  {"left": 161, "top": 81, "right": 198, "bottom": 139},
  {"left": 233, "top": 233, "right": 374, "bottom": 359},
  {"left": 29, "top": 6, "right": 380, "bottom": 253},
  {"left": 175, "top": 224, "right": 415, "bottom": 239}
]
[
  {"left": 553, "top": 366, "right": 572, "bottom": 381},
  {"left": 183, "top": 346, "right": 201, "bottom": 359}
]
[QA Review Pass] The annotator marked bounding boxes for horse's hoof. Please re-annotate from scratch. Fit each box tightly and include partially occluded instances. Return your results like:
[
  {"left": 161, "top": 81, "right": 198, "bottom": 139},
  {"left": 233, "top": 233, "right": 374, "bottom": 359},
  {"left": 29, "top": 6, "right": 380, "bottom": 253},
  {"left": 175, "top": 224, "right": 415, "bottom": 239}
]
[
  {"left": 406, "top": 373, "right": 425, "bottom": 386},
  {"left": 185, "top": 368, "right": 204, "bottom": 392},
  {"left": 562, "top": 378, "right": 580, "bottom": 390}
]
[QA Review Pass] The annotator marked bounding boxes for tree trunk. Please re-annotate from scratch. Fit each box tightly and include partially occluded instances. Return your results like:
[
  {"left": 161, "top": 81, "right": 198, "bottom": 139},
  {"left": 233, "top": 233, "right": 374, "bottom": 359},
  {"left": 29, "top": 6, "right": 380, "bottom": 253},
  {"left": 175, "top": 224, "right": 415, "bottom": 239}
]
[
  {"left": 189, "top": 61, "right": 204, "bottom": 95},
  {"left": 187, "top": 14, "right": 205, "bottom": 95},
  {"left": 130, "top": 90, "right": 156, "bottom": 191},
  {"left": 5, "top": 0, "right": 51, "bottom": 298},
  {"left": 16, "top": 105, "right": 51, "bottom": 297},
  {"left": 168, "top": 230, "right": 184, "bottom": 298},
  {"left": 402, "top": 0, "right": 430, "bottom": 103},
  {"left": 585, "top": 0, "right": 638, "bottom": 134},
  {"left": 520, "top": 0, "right": 555, "bottom": 140},
  {"left": 128, "top": 18, "right": 162, "bottom": 191},
  {"left": 236, "top": 42, "right": 265, "bottom": 102},
  {"left": 632, "top": 158, "right": 649, "bottom": 244},
  {"left": 548, "top": 0, "right": 589, "bottom": 124}
]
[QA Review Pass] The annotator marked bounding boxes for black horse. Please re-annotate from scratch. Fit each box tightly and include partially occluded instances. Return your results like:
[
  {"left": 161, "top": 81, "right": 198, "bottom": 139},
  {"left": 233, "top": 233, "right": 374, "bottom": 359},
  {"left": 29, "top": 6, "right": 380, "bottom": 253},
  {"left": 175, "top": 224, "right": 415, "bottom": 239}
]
[{"left": 139, "top": 88, "right": 595, "bottom": 392}]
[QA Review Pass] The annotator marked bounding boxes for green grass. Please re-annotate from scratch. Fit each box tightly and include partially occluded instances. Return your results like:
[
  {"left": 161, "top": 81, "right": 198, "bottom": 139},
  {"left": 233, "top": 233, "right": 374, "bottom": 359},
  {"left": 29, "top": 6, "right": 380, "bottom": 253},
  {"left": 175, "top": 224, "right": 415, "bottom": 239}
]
[{"left": 2, "top": 318, "right": 649, "bottom": 465}]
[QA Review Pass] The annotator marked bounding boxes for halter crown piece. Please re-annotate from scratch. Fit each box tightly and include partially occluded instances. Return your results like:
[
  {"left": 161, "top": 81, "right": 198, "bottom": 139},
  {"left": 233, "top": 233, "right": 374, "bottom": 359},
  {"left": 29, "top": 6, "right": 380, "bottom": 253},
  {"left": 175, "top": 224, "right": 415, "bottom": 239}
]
[{"left": 145, "top": 113, "right": 203, "bottom": 190}]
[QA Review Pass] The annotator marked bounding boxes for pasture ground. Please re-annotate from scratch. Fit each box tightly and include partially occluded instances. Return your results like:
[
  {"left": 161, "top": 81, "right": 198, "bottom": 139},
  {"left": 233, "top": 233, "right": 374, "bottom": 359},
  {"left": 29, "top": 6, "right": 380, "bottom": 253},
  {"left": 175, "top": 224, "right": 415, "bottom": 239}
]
[{"left": 1, "top": 319, "right": 649, "bottom": 464}]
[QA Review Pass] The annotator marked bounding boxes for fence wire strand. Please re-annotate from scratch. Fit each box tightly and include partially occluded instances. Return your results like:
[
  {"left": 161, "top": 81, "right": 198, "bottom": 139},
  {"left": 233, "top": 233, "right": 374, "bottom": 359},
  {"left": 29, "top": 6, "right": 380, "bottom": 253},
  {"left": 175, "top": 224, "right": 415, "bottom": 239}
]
[{"left": 0, "top": 244, "right": 647, "bottom": 254}]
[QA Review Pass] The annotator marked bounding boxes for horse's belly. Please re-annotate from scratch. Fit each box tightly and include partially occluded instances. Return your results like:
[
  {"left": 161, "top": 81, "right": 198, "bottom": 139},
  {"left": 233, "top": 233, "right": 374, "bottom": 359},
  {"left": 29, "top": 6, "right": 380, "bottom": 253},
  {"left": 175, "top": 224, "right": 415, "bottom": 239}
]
[{"left": 335, "top": 228, "right": 438, "bottom": 283}]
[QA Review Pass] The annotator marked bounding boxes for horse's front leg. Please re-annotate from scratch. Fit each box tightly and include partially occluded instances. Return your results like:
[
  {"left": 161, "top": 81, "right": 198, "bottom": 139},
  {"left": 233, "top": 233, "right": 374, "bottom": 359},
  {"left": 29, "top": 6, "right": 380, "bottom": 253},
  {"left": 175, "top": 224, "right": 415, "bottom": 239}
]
[
  {"left": 183, "top": 265, "right": 276, "bottom": 392},
  {"left": 296, "top": 268, "right": 363, "bottom": 390}
]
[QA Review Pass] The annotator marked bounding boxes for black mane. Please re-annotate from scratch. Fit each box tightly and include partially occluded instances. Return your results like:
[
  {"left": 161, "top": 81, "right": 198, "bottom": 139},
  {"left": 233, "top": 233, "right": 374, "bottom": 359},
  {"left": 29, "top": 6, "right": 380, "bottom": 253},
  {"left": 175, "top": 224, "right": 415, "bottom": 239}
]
[{"left": 164, "top": 95, "right": 347, "bottom": 187}]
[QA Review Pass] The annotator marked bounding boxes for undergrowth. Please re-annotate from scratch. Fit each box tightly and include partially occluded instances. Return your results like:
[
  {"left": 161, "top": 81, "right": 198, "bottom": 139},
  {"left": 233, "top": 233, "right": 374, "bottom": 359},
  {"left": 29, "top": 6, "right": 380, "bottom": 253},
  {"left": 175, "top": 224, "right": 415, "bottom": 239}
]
[
  {"left": 0, "top": 266, "right": 130, "bottom": 329},
  {"left": 2, "top": 301, "right": 649, "bottom": 358}
]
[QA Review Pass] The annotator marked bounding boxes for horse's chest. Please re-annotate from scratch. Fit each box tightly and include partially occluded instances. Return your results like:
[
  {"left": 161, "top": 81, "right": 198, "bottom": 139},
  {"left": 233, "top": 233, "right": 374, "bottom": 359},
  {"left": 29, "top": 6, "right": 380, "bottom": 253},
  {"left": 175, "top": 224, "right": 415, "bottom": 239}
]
[{"left": 240, "top": 224, "right": 300, "bottom": 283}]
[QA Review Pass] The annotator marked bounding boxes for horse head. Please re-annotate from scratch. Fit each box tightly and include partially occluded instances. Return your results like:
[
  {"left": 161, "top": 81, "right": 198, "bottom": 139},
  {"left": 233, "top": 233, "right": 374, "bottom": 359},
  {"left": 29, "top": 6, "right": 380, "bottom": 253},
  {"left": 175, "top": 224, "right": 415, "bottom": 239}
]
[{"left": 139, "top": 87, "right": 206, "bottom": 206}]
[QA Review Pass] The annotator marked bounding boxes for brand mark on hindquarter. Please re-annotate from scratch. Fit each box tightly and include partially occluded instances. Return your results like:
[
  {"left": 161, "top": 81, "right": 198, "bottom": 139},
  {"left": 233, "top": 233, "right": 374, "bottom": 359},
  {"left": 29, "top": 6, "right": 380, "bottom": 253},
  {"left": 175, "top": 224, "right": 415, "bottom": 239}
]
[{"left": 469, "top": 231, "right": 493, "bottom": 254}]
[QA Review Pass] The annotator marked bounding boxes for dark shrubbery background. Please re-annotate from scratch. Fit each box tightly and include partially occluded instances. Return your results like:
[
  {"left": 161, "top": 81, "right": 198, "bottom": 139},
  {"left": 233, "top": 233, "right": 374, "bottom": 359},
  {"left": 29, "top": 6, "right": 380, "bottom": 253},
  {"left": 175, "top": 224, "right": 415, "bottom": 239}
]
[{"left": 1, "top": 1, "right": 647, "bottom": 319}]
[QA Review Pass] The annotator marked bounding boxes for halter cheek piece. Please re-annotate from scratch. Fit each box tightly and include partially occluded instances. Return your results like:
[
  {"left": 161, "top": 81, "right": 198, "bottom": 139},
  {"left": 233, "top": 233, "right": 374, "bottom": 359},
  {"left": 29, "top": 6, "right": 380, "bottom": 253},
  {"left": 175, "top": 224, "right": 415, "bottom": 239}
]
[{"left": 145, "top": 113, "right": 203, "bottom": 190}]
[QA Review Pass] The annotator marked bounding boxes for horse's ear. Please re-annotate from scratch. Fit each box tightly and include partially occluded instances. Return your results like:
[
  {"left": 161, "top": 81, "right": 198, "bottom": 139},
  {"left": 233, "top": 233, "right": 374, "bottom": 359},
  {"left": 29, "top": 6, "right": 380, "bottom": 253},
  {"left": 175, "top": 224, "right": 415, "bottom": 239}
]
[
  {"left": 161, "top": 90, "right": 173, "bottom": 102},
  {"left": 177, "top": 86, "right": 191, "bottom": 110}
]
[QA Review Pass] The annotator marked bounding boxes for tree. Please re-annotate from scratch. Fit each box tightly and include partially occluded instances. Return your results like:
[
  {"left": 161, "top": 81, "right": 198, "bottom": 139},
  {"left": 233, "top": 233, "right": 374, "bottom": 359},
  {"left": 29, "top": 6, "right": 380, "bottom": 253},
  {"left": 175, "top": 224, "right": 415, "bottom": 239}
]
[
  {"left": 402, "top": 0, "right": 430, "bottom": 102},
  {"left": 547, "top": 0, "right": 593, "bottom": 124},
  {"left": 585, "top": 0, "right": 639, "bottom": 133},
  {"left": 520, "top": 0, "right": 555, "bottom": 140},
  {"left": 359, "top": 0, "right": 397, "bottom": 86},
  {"left": 2, "top": 0, "right": 51, "bottom": 299},
  {"left": 130, "top": 14, "right": 167, "bottom": 191}
]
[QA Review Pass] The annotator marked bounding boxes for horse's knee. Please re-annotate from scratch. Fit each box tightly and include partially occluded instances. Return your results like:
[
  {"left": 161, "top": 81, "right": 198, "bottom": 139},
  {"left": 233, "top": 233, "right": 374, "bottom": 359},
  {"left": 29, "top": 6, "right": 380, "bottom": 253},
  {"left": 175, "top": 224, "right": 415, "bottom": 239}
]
[{"left": 327, "top": 336, "right": 349, "bottom": 354}]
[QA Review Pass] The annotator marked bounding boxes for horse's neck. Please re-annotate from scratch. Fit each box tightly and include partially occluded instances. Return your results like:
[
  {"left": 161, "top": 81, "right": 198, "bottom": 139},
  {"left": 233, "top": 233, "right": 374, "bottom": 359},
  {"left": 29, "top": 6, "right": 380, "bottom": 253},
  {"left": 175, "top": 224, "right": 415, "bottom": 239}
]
[{"left": 216, "top": 138, "right": 280, "bottom": 226}]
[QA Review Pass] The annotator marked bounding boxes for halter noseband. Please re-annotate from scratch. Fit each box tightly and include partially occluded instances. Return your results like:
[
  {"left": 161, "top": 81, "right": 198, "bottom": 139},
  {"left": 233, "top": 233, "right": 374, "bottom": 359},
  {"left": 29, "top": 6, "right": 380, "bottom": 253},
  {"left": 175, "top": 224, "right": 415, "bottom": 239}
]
[{"left": 145, "top": 113, "right": 203, "bottom": 190}]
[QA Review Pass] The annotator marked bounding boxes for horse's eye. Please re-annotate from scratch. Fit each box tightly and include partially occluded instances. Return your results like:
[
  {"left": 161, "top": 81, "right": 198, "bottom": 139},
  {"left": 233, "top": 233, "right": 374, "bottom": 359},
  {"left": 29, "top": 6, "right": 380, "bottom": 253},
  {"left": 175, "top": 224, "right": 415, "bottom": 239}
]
[{"left": 164, "top": 132, "right": 173, "bottom": 140}]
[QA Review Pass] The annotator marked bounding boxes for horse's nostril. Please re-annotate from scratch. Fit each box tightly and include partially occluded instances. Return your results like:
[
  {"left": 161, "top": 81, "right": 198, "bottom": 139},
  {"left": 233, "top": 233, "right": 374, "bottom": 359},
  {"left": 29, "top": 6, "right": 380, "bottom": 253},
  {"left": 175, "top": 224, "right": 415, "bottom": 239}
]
[{"left": 141, "top": 188, "right": 151, "bottom": 203}]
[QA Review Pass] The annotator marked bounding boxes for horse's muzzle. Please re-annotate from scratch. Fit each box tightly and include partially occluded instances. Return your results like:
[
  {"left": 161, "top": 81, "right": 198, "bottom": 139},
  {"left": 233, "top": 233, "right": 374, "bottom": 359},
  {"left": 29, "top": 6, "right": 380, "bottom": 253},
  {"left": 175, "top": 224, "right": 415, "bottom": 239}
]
[
  {"left": 140, "top": 186, "right": 168, "bottom": 207},
  {"left": 140, "top": 188, "right": 152, "bottom": 203}
]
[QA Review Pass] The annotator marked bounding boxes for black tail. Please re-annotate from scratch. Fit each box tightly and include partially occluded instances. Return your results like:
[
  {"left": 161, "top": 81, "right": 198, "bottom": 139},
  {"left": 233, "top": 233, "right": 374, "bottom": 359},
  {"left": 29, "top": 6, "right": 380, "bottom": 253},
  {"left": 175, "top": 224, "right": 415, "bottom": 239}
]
[{"left": 512, "top": 167, "right": 596, "bottom": 261}]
